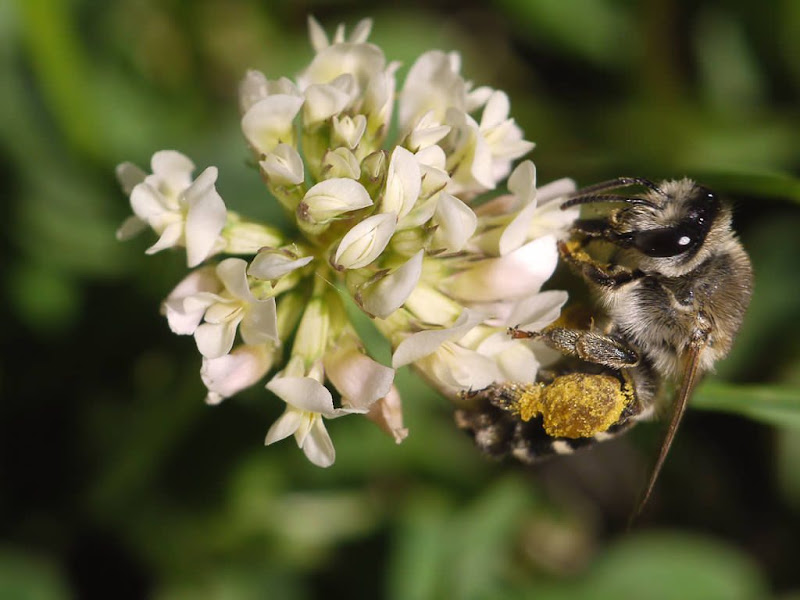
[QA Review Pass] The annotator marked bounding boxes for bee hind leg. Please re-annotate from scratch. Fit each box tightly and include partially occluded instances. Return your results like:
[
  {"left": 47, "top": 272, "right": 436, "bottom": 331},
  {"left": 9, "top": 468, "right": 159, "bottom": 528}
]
[
  {"left": 457, "top": 371, "right": 640, "bottom": 463},
  {"left": 510, "top": 326, "right": 639, "bottom": 370}
]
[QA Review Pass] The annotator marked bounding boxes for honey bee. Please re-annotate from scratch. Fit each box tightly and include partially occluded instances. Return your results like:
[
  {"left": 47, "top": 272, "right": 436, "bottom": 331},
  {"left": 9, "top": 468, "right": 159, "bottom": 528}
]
[{"left": 456, "top": 177, "right": 753, "bottom": 513}]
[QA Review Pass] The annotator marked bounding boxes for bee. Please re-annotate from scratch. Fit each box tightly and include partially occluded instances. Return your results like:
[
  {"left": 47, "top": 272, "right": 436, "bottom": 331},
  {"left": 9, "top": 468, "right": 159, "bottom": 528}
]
[{"left": 456, "top": 177, "right": 753, "bottom": 512}]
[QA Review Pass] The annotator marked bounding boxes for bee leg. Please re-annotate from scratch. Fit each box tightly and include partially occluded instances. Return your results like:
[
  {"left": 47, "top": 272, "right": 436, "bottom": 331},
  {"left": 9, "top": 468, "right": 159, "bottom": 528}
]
[
  {"left": 457, "top": 371, "right": 639, "bottom": 463},
  {"left": 558, "top": 240, "right": 642, "bottom": 289},
  {"left": 510, "top": 326, "right": 639, "bottom": 370}
]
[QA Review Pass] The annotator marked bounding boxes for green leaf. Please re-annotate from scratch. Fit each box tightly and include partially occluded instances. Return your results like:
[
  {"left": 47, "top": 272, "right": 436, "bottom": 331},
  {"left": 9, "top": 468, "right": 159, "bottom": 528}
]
[
  {"left": 577, "top": 531, "right": 768, "bottom": 600},
  {"left": 692, "top": 382, "right": 800, "bottom": 428}
]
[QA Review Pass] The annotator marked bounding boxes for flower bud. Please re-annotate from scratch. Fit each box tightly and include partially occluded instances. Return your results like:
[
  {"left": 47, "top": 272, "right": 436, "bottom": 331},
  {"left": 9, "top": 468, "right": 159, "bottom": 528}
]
[
  {"left": 298, "top": 178, "right": 372, "bottom": 226},
  {"left": 332, "top": 114, "right": 367, "bottom": 149},
  {"left": 248, "top": 248, "right": 314, "bottom": 281},
  {"left": 332, "top": 213, "right": 397, "bottom": 270},
  {"left": 380, "top": 147, "right": 421, "bottom": 220},
  {"left": 259, "top": 143, "right": 305, "bottom": 187},
  {"left": 320, "top": 148, "right": 361, "bottom": 180}
]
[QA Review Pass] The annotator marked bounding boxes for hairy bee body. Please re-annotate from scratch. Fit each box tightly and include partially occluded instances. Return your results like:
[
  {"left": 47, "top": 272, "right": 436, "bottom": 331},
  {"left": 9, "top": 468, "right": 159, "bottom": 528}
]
[{"left": 457, "top": 178, "right": 753, "bottom": 466}]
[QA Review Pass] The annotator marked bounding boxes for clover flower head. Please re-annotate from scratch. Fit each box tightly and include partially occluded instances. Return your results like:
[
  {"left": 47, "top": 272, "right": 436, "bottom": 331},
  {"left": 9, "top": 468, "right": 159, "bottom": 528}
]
[{"left": 117, "top": 17, "right": 577, "bottom": 467}]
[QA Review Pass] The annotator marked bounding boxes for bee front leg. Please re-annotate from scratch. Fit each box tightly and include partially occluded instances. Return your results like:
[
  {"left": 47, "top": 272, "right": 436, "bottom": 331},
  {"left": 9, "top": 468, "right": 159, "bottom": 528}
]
[
  {"left": 510, "top": 326, "right": 639, "bottom": 370},
  {"left": 558, "top": 240, "right": 642, "bottom": 289}
]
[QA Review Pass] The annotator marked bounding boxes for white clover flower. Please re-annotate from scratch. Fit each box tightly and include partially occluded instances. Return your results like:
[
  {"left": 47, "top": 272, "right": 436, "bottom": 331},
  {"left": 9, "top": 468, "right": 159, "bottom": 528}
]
[
  {"left": 163, "top": 258, "right": 278, "bottom": 359},
  {"left": 265, "top": 376, "right": 360, "bottom": 468},
  {"left": 118, "top": 17, "right": 578, "bottom": 467},
  {"left": 117, "top": 151, "right": 227, "bottom": 267}
]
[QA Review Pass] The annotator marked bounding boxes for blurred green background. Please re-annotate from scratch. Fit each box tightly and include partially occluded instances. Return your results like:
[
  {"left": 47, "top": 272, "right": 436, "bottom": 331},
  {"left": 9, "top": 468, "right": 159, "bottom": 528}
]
[{"left": 2, "top": 0, "right": 800, "bottom": 598}]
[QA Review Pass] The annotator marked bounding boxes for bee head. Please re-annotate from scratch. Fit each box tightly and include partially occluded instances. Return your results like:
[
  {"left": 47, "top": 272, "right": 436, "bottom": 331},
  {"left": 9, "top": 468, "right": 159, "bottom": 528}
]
[
  {"left": 617, "top": 179, "right": 721, "bottom": 259},
  {"left": 562, "top": 178, "right": 728, "bottom": 275}
]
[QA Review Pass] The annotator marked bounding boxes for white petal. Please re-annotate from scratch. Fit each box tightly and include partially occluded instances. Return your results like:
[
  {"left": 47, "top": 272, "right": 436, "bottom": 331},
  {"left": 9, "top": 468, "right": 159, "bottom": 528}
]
[
  {"left": 307, "top": 15, "right": 329, "bottom": 52},
  {"left": 507, "top": 160, "right": 536, "bottom": 205},
  {"left": 195, "top": 319, "right": 240, "bottom": 358},
  {"left": 115, "top": 215, "right": 147, "bottom": 241},
  {"left": 348, "top": 18, "right": 373, "bottom": 43},
  {"left": 441, "top": 236, "right": 558, "bottom": 302},
  {"left": 163, "top": 285, "right": 218, "bottom": 335},
  {"left": 321, "top": 148, "right": 361, "bottom": 180},
  {"left": 248, "top": 251, "right": 314, "bottom": 281},
  {"left": 303, "top": 82, "right": 352, "bottom": 125},
  {"left": 216, "top": 258, "right": 253, "bottom": 301},
  {"left": 166, "top": 267, "right": 220, "bottom": 299},
  {"left": 241, "top": 95, "right": 304, "bottom": 155},
  {"left": 528, "top": 198, "right": 581, "bottom": 241},
  {"left": 163, "top": 300, "right": 207, "bottom": 335},
  {"left": 333, "top": 213, "right": 397, "bottom": 270},
  {"left": 506, "top": 289, "right": 569, "bottom": 330},
  {"left": 382, "top": 147, "right": 421, "bottom": 219},
  {"left": 300, "top": 43, "right": 385, "bottom": 93},
  {"left": 238, "top": 69, "right": 269, "bottom": 113},
  {"left": 324, "top": 347, "right": 394, "bottom": 410},
  {"left": 407, "top": 111, "right": 451, "bottom": 152},
  {"left": 301, "top": 418, "right": 336, "bottom": 467},
  {"left": 130, "top": 182, "right": 167, "bottom": 222},
  {"left": 300, "top": 178, "right": 372, "bottom": 223},
  {"left": 431, "top": 192, "right": 477, "bottom": 253},
  {"left": 201, "top": 344, "right": 274, "bottom": 404},
  {"left": 466, "top": 85, "right": 494, "bottom": 112},
  {"left": 332, "top": 114, "right": 367, "bottom": 149},
  {"left": 429, "top": 345, "right": 501, "bottom": 390},
  {"left": 366, "top": 386, "right": 408, "bottom": 443},
  {"left": 359, "top": 250, "right": 424, "bottom": 319},
  {"left": 536, "top": 177, "right": 576, "bottom": 205},
  {"left": 480, "top": 90, "right": 510, "bottom": 130},
  {"left": 495, "top": 342, "right": 538, "bottom": 384},
  {"left": 415, "top": 144, "right": 447, "bottom": 170},
  {"left": 265, "top": 408, "right": 305, "bottom": 445},
  {"left": 444, "top": 112, "right": 495, "bottom": 194},
  {"left": 203, "top": 300, "right": 240, "bottom": 324},
  {"left": 116, "top": 162, "right": 147, "bottom": 195},
  {"left": 259, "top": 144, "right": 305, "bottom": 186},
  {"left": 145, "top": 221, "right": 182, "bottom": 255},
  {"left": 241, "top": 296, "right": 279, "bottom": 345},
  {"left": 150, "top": 150, "right": 195, "bottom": 186},
  {"left": 499, "top": 162, "right": 538, "bottom": 256},
  {"left": 398, "top": 50, "right": 466, "bottom": 130},
  {"left": 266, "top": 376, "right": 336, "bottom": 415},
  {"left": 184, "top": 167, "right": 227, "bottom": 267},
  {"left": 392, "top": 309, "right": 484, "bottom": 368}
]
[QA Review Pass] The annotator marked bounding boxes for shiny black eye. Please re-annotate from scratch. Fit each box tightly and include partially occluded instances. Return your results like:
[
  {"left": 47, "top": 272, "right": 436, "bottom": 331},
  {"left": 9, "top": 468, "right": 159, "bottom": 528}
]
[
  {"left": 632, "top": 187, "right": 719, "bottom": 258},
  {"left": 633, "top": 227, "right": 695, "bottom": 257}
]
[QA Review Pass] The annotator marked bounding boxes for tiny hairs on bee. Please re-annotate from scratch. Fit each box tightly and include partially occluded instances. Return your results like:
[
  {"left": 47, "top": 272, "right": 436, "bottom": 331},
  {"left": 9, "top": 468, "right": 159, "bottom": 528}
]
[{"left": 456, "top": 177, "right": 753, "bottom": 518}]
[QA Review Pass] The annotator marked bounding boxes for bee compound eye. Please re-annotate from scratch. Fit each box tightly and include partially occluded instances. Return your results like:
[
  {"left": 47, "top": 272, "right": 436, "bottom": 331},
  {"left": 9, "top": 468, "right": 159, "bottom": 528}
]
[{"left": 633, "top": 227, "right": 695, "bottom": 258}]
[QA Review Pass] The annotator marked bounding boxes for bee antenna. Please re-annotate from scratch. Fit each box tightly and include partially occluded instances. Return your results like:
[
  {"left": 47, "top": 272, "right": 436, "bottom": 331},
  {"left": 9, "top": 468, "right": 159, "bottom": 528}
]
[{"left": 560, "top": 194, "right": 661, "bottom": 210}]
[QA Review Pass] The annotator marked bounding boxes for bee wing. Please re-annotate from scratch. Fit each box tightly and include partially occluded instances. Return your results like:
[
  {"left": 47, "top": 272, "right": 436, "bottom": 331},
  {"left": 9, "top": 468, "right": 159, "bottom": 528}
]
[{"left": 631, "top": 341, "right": 705, "bottom": 522}]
